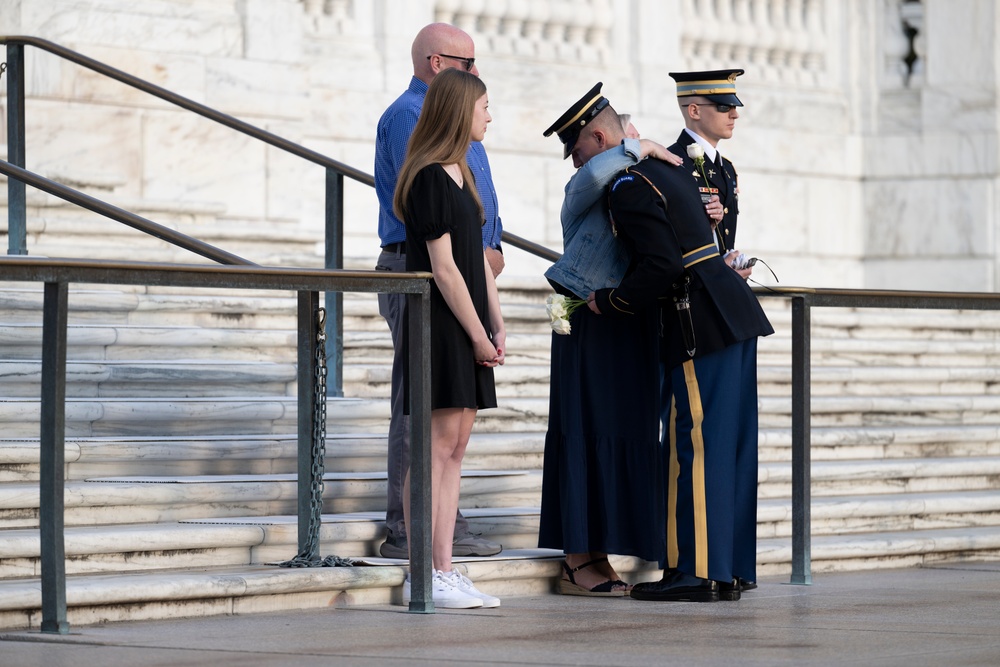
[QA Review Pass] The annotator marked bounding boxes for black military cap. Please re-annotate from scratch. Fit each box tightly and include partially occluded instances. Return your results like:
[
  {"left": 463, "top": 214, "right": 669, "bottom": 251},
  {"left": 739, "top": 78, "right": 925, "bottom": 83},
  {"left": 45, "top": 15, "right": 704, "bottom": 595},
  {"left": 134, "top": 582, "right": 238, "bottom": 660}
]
[
  {"left": 543, "top": 82, "right": 610, "bottom": 159},
  {"left": 668, "top": 69, "right": 745, "bottom": 106}
]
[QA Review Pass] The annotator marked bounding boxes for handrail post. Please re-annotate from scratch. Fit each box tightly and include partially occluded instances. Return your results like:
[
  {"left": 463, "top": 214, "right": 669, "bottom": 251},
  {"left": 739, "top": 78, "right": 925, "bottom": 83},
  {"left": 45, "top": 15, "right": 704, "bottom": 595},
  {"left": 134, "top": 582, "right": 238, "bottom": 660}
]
[
  {"left": 296, "top": 290, "right": 322, "bottom": 558},
  {"left": 790, "top": 295, "right": 812, "bottom": 584},
  {"left": 6, "top": 43, "right": 28, "bottom": 255},
  {"left": 40, "top": 281, "right": 69, "bottom": 633},
  {"left": 407, "top": 286, "right": 433, "bottom": 612},
  {"left": 324, "top": 168, "right": 344, "bottom": 398}
]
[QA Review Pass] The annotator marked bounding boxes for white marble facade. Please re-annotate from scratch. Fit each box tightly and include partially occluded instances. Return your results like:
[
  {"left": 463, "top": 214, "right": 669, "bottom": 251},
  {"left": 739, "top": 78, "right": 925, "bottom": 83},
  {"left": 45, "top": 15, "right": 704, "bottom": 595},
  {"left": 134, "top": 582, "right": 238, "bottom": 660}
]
[{"left": 1, "top": 0, "right": 998, "bottom": 290}]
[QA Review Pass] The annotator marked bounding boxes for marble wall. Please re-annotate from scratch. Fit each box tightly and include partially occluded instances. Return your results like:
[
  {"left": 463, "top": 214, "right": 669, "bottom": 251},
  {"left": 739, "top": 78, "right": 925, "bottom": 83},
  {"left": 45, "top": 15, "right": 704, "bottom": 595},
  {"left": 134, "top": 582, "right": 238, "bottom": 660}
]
[{"left": 1, "top": 0, "right": 998, "bottom": 290}]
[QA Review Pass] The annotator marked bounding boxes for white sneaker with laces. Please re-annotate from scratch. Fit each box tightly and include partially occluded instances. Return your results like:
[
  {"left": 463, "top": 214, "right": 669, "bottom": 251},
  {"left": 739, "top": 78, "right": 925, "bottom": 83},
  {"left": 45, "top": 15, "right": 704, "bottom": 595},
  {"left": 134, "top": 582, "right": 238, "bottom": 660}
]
[
  {"left": 402, "top": 570, "right": 483, "bottom": 609},
  {"left": 441, "top": 570, "right": 501, "bottom": 608}
]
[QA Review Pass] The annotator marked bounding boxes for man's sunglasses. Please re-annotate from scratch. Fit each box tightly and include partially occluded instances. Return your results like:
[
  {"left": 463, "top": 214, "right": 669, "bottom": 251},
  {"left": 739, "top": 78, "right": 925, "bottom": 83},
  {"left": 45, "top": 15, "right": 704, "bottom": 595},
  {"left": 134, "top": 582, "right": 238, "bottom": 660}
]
[
  {"left": 427, "top": 54, "right": 476, "bottom": 71},
  {"left": 693, "top": 103, "right": 737, "bottom": 113}
]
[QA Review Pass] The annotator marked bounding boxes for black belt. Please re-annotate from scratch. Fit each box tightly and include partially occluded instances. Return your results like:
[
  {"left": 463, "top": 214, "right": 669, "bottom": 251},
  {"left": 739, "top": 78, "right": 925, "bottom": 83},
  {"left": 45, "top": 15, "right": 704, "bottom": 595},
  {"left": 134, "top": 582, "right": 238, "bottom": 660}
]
[{"left": 382, "top": 242, "right": 405, "bottom": 254}]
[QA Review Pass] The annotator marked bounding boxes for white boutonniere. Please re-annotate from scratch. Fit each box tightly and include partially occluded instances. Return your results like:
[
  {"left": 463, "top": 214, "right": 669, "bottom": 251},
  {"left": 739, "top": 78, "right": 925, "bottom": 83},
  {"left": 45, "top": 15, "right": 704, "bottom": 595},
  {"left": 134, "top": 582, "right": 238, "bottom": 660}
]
[{"left": 686, "top": 142, "right": 710, "bottom": 190}]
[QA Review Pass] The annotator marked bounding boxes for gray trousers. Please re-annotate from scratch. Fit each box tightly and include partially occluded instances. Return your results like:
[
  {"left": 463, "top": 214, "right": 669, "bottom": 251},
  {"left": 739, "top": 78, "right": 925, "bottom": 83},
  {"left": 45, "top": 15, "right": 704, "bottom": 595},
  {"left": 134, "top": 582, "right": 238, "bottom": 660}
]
[{"left": 376, "top": 248, "right": 469, "bottom": 541}]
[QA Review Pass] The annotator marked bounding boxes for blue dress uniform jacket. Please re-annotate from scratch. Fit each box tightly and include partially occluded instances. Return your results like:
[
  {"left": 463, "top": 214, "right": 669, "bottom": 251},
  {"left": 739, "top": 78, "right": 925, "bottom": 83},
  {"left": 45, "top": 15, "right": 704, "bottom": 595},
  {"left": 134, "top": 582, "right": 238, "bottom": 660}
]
[
  {"left": 595, "top": 154, "right": 772, "bottom": 587},
  {"left": 593, "top": 157, "right": 773, "bottom": 369},
  {"left": 669, "top": 131, "right": 739, "bottom": 252}
]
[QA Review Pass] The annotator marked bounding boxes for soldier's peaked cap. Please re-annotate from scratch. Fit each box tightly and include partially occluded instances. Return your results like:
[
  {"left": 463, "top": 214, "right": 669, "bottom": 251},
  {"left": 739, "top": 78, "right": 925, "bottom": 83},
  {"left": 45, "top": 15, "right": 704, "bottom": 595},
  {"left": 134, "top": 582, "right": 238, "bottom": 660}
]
[
  {"left": 668, "top": 69, "right": 745, "bottom": 106},
  {"left": 543, "top": 82, "right": 611, "bottom": 159}
]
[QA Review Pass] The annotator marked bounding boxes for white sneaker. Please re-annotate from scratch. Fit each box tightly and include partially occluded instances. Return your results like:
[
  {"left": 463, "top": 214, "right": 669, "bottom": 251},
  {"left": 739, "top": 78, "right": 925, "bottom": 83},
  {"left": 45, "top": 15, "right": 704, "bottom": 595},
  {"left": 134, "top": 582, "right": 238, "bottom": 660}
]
[
  {"left": 402, "top": 570, "right": 483, "bottom": 609},
  {"left": 441, "top": 569, "right": 501, "bottom": 608}
]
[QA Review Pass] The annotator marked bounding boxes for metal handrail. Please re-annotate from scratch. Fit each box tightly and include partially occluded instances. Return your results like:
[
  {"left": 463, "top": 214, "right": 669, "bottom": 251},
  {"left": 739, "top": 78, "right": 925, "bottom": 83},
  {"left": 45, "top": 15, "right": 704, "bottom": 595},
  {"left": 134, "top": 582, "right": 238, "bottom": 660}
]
[
  {"left": 0, "top": 36, "right": 372, "bottom": 183},
  {"left": 2, "top": 35, "right": 560, "bottom": 395},
  {"left": 754, "top": 285, "right": 1000, "bottom": 585},
  {"left": 1, "top": 35, "right": 360, "bottom": 395},
  {"left": 0, "top": 35, "right": 558, "bottom": 261},
  {"left": 0, "top": 159, "right": 254, "bottom": 266},
  {"left": 0, "top": 257, "right": 437, "bottom": 629}
]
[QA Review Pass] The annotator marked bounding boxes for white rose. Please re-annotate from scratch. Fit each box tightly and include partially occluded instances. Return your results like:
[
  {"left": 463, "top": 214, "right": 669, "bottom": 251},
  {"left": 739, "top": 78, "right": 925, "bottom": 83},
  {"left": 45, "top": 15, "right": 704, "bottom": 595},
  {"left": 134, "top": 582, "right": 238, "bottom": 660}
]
[
  {"left": 551, "top": 317, "right": 572, "bottom": 335},
  {"left": 686, "top": 143, "right": 704, "bottom": 160},
  {"left": 545, "top": 294, "right": 568, "bottom": 319}
]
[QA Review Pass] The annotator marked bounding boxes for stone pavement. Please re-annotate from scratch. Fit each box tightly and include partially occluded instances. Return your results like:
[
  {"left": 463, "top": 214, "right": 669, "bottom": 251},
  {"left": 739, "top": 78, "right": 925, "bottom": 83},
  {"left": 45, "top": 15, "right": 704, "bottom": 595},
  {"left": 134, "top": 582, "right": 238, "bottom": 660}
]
[{"left": 2, "top": 562, "right": 998, "bottom": 667}]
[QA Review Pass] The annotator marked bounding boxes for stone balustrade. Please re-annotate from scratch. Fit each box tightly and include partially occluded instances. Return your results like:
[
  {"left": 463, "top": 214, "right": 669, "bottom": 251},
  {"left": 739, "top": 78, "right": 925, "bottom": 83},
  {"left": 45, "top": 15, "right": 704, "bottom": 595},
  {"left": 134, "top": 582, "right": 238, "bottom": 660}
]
[
  {"left": 432, "top": 0, "right": 614, "bottom": 63},
  {"left": 680, "top": 0, "right": 827, "bottom": 85},
  {"left": 300, "top": 0, "right": 356, "bottom": 32}
]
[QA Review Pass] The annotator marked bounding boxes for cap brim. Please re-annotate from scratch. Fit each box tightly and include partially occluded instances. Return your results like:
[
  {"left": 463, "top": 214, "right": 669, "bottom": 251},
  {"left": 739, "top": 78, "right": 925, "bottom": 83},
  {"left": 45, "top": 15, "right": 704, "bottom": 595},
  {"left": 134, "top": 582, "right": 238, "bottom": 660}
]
[{"left": 703, "top": 93, "right": 743, "bottom": 106}]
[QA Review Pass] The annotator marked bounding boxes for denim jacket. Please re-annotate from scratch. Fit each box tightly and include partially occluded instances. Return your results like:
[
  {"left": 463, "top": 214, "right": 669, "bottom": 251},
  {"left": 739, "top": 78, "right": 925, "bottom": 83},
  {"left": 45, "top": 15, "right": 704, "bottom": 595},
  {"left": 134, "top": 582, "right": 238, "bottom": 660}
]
[{"left": 544, "top": 138, "right": 641, "bottom": 299}]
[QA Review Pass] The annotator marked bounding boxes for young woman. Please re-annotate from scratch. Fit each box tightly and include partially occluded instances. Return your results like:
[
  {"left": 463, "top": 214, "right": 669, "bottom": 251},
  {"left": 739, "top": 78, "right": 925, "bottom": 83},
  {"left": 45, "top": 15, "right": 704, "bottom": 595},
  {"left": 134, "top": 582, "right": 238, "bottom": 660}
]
[{"left": 393, "top": 68, "right": 506, "bottom": 609}]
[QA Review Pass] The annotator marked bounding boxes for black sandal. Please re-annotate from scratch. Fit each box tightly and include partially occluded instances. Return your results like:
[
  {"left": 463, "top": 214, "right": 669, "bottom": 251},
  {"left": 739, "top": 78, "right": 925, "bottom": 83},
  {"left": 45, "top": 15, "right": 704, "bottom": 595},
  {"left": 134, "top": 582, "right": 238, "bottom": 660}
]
[{"left": 558, "top": 558, "right": 629, "bottom": 597}]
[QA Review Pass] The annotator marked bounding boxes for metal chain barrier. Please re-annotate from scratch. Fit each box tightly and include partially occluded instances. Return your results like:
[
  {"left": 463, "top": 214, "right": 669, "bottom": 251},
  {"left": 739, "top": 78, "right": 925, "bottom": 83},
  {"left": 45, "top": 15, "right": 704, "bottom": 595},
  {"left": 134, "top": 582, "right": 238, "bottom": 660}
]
[
  {"left": 279, "top": 306, "right": 355, "bottom": 568},
  {"left": 0, "top": 62, "right": 6, "bottom": 82}
]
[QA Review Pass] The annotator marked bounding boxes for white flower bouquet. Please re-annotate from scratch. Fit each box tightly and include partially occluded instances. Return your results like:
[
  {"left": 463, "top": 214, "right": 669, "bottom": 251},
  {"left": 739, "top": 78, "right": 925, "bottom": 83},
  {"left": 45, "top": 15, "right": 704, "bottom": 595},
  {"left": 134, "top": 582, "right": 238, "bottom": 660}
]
[{"left": 545, "top": 293, "right": 587, "bottom": 335}]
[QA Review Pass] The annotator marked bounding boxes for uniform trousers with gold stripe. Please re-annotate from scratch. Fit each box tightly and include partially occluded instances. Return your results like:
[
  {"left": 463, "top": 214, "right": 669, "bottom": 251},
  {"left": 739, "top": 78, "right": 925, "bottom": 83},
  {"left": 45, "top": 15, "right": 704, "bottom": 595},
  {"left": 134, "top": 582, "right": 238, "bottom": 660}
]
[{"left": 662, "top": 337, "right": 759, "bottom": 584}]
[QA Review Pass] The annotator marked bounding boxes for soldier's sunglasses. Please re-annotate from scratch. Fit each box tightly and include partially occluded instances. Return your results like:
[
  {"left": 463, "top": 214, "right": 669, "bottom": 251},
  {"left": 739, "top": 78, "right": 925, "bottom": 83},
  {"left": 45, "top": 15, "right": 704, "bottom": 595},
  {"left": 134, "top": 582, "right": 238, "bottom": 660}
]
[{"left": 693, "top": 103, "right": 737, "bottom": 113}]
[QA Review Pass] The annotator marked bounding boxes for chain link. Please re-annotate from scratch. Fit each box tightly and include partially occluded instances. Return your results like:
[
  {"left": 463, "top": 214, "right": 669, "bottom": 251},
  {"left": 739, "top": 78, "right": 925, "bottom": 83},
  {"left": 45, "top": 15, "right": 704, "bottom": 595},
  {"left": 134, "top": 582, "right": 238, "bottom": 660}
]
[
  {"left": 0, "top": 62, "right": 6, "bottom": 83},
  {"left": 279, "top": 306, "right": 355, "bottom": 568}
]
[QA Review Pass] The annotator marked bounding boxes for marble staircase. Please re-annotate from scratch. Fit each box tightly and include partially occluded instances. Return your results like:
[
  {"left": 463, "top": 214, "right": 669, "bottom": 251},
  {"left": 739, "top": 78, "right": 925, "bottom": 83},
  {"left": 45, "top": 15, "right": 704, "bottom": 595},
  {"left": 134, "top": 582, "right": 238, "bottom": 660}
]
[{"left": 2, "top": 278, "right": 1000, "bottom": 628}]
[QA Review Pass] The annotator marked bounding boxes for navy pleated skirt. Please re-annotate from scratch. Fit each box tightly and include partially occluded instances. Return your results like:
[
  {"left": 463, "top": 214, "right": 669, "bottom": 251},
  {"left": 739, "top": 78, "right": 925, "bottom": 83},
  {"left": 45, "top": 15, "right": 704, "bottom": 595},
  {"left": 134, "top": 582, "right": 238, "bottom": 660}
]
[{"left": 538, "top": 303, "right": 664, "bottom": 562}]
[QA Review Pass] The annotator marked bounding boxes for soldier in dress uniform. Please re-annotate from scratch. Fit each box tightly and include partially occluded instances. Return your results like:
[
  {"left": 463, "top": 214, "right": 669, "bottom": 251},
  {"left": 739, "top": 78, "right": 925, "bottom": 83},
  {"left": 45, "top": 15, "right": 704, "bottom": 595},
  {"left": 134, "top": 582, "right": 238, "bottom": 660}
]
[
  {"left": 588, "top": 69, "right": 774, "bottom": 602},
  {"left": 667, "top": 69, "right": 745, "bottom": 260}
]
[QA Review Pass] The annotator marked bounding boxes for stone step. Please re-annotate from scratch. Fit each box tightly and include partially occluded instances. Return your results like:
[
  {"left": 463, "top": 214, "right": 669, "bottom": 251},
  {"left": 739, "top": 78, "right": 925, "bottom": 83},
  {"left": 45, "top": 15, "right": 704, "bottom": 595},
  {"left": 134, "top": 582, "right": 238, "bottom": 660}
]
[
  {"left": 0, "top": 470, "right": 542, "bottom": 529},
  {"left": 5, "top": 350, "right": 997, "bottom": 404},
  {"left": 758, "top": 489, "right": 1000, "bottom": 539},
  {"left": 0, "top": 507, "right": 541, "bottom": 579},
  {"left": 0, "top": 396, "right": 302, "bottom": 438},
  {"left": 757, "top": 394, "right": 1000, "bottom": 428},
  {"left": 2, "top": 524, "right": 999, "bottom": 629},
  {"left": 4, "top": 487, "right": 999, "bottom": 580},
  {"left": 756, "top": 525, "right": 1000, "bottom": 574},
  {"left": 16, "top": 282, "right": 468, "bottom": 321},
  {"left": 4, "top": 424, "right": 1000, "bottom": 486},
  {"left": 756, "top": 456, "right": 1000, "bottom": 499},
  {"left": 764, "top": 306, "right": 1000, "bottom": 339},
  {"left": 0, "top": 432, "right": 545, "bottom": 483},
  {"left": 0, "top": 287, "right": 300, "bottom": 329},
  {"left": 756, "top": 365, "right": 1000, "bottom": 396},
  {"left": 3, "top": 456, "right": 995, "bottom": 530},
  {"left": 6, "top": 284, "right": 996, "bottom": 339},
  {"left": 0, "top": 360, "right": 298, "bottom": 398},
  {"left": 15, "top": 391, "right": 968, "bottom": 437},
  {"left": 23, "top": 216, "right": 320, "bottom": 268},
  {"left": 344, "top": 361, "right": 1000, "bottom": 399},
  {"left": 0, "top": 549, "right": 572, "bottom": 628},
  {"left": 0, "top": 395, "right": 554, "bottom": 437},
  {"left": 758, "top": 334, "right": 1000, "bottom": 366},
  {"left": 759, "top": 424, "right": 1000, "bottom": 460},
  {"left": 0, "top": 324, "right": 299, "bottom": 361}
]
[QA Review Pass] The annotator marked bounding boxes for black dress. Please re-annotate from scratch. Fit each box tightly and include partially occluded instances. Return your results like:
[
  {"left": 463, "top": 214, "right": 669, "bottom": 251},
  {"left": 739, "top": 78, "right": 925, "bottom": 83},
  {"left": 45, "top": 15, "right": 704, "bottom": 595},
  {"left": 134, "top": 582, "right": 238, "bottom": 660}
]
[
  {"left": 537, "top": 292, "right": 664, "bottom": 562},
  {"left": 402, "top": 164, "right": 497, "bottom": 412}
]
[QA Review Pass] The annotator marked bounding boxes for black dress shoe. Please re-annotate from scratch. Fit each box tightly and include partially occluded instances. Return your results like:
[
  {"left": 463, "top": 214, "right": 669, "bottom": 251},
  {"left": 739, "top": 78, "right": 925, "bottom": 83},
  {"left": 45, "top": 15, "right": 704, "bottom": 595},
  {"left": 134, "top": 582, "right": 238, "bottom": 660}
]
[
  {"left": 738, "top": 578, "right": 757, "bottom": 591},
  {"left": 718, "top": 578, "right": 742, "bottom": 601},
  {"left": 630, "top": 570, "right": 719, "bottom": 602}
]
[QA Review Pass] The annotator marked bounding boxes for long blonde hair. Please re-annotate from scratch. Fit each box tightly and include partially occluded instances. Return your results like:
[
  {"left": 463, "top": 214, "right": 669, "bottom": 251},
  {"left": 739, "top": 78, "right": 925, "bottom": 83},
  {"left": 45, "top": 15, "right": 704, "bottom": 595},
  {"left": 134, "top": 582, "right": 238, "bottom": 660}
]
[{"left": 393, "top": 68, "right": 486, "bottom": 224}]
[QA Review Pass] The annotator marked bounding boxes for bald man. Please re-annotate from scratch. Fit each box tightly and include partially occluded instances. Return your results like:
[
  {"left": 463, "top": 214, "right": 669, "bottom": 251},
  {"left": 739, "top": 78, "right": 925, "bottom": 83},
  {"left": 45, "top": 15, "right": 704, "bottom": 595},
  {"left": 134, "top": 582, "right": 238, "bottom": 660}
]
[{"left": 374, "top": 23, "right": 504, "bottom": 560}]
